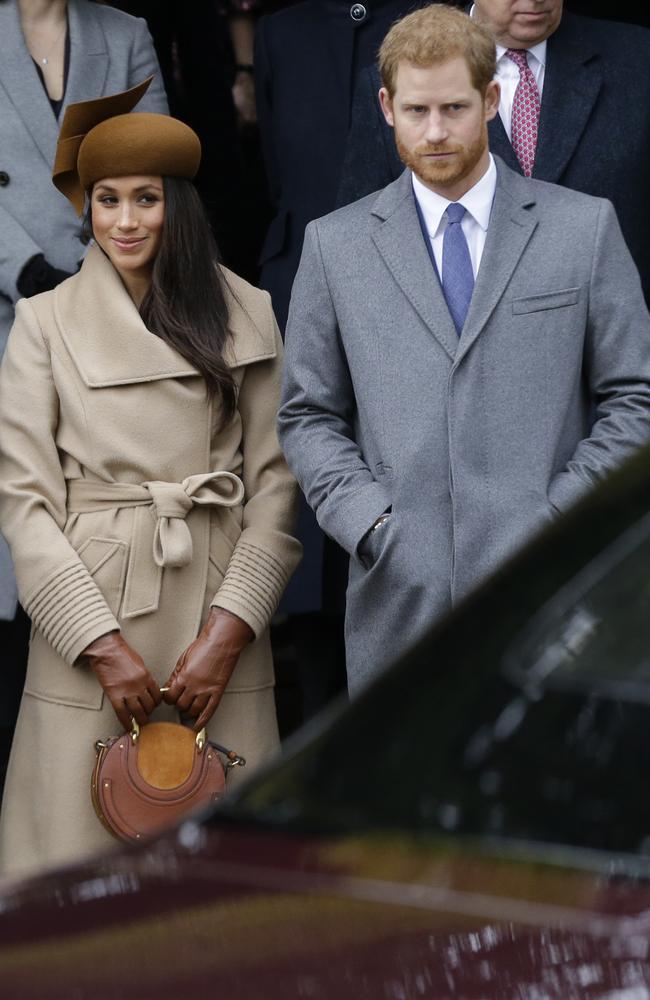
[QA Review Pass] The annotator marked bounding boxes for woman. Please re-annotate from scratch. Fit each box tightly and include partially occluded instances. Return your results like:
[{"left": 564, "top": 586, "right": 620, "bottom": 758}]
[
  {"left": 0, "top": 0, "right": 167, "bottom": 767},
  {"left": 0, "top": 79, "right": 301, "bottom": 878}
]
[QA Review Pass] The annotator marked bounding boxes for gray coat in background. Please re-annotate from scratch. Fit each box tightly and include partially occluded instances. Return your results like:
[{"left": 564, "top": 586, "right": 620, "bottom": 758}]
[
  {"left": 0, "top": 0, "right": 168, "bottom": 618},
  {"left": 278, "top": 158, "right": 650, "bottom": 692}
]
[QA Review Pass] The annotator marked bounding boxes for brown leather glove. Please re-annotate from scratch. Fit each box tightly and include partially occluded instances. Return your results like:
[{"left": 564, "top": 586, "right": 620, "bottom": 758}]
[
  {"left": 163, "top": 608, "right": 254, "bottom": 731},
  {"left": 81, "top": 631, "right": 162, "bottom": 730}
]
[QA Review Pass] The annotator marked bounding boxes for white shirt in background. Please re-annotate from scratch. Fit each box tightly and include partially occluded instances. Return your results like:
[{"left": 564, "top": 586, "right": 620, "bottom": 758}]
[{"left": 469, "top": 4, "right": 547, "bottom": 140}]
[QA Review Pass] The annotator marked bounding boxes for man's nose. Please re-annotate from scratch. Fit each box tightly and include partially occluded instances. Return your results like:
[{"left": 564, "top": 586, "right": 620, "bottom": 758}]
[{"left": 424, "top": 112, "right": 448, "bottom": 145}]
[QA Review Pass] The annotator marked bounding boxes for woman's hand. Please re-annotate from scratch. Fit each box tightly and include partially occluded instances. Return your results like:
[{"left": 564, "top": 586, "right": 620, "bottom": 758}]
[
  {"left": 81, "top": 631, "right": 162, "bottom": 730},
  {"left": 163, "top": 608, "right": 254, "bottom": 731}
]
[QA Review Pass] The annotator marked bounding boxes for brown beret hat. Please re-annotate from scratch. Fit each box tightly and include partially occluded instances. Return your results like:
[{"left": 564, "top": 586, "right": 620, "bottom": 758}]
[{"left": 53, "top": 77, "right": 201, "bottom": 215}]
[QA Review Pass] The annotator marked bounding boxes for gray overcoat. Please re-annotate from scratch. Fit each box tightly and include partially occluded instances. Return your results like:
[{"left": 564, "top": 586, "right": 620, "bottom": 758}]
[
  {"left": 0, "top": 0, "right": 168, "bottom": 618},
  {"left": 278, "top": 159, "right": 650, "bottom": 692}
]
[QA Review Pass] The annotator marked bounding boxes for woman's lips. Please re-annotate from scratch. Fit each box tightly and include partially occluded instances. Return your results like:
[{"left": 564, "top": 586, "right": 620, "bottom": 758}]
[{"left": 111, "top": 237, "right": 146, "bottom": 251}]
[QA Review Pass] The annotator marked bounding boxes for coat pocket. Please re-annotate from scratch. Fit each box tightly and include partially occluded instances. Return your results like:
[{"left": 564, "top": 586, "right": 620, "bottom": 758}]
[
  {"left": 511, "top": 287, "right": 580, "bottom": 315},
  {"left": 77, "top": 536, "right": 128, "bottom": 619}
]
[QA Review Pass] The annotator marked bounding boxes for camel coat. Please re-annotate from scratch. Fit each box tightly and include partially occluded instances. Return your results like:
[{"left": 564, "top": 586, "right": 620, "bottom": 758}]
[{"left": 0, "top": 245, "right": 301, "bottom": 878}]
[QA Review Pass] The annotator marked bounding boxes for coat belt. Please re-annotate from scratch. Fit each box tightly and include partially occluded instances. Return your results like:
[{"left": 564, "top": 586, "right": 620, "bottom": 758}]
[{"left": 67, "top": 472, "right": 245, "bottom": 619}]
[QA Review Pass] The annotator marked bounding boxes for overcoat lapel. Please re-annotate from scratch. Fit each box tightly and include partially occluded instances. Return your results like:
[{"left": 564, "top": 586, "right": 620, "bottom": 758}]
[
  {"left": 371, "top": 171, "right": 459, "bottom": 360},
  {"left": 0, "top": 1, "right": 59, "bottom": 168},
  {"left": 455, "top": 160, "right": 538, "bottom": 367},
  {"left": 63, "top": 0, "right": 109, "bottom": 114},
  {"left": 533, "top": 13, "right": 602, "bottom": 183},
  {"left": 488, "top": 116, "right": 521, "bottom": 173},
  {"left": 54, "top": 247, "right": 276, "bottom": 387},
  {"left": 54, "top": 247, "right": 199, "bottom": 387}
]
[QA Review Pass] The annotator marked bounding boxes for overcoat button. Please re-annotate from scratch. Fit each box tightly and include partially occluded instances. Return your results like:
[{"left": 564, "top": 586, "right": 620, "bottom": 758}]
[
  {"left": 350, "top": 3, "right": 367, "bottom": 21},
  {"left": 0, "top": 171, "right": 9, "bottom": 187}
]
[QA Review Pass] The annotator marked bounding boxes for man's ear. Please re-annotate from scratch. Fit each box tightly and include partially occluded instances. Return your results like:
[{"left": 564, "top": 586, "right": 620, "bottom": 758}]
[
  {"left": 379, "top": 87, "right": 395, "bottom": 127},
  {"left": 484, "top": 79, "right": 501, "bottom": 122}
]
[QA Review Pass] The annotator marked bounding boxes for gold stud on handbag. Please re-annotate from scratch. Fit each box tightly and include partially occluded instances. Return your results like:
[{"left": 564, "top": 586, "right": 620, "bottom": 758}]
[{"left": 91, "top": 694, "right": 245, "bottom": 842}]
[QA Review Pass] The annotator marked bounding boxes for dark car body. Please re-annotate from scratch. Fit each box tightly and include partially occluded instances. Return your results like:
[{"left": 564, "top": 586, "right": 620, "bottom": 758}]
[{"left": 3, "top": 445, "right": 650, "bottom": 998}]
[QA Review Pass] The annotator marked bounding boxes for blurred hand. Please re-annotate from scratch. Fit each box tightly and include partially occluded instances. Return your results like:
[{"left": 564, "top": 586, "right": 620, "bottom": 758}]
[
  {"left": 81, "top": 631, "right": 162, "bottom": 730},
  {"left": 232, "top": 70, "right": 256, "bottom": 126},
  {"left": 163, "top": 608, "right": 254, "bottom": 731},
  {"left": 17, "top": 253, "right": 73, "bottom": 297}
]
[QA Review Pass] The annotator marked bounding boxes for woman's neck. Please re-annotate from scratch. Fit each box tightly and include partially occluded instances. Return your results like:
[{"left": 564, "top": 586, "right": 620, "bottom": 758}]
[
  {"left": 18, "top": 0, "right": 67, "bottom": 27},
  {"left": 120, "top": 270, "right": 152, "bottom": 311}
]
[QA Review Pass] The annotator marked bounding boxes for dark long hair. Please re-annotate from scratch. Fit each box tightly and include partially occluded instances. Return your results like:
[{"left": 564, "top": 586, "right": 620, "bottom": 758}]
[{"left": 140, "top": 177, "right": 237, "bottom": 421}]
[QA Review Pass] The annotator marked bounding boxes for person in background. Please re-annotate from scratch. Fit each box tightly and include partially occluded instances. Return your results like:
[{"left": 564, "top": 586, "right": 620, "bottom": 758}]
[
  {"left": 109, "top": 0, "right": 294, "bottom": 281},
  {"left": 0, "top": 0, "right": 167, "bottom": 794},
  {"left": 337, "top": 0, "right": 650, "bottom": 306},
  {"left": 278, "top": 4, "right": 650, "bottom": 694}
]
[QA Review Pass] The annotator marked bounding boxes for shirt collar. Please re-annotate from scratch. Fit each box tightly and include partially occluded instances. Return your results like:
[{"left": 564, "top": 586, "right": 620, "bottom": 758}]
[
  {"left": 411, "top": 154, "right": 497, "bottom": 237},
  {"left": 469, "top": 4, "right": 547, "bottom": 69},
  {"left": 496, "top": 39, "right": 547, "bottom": 70}
]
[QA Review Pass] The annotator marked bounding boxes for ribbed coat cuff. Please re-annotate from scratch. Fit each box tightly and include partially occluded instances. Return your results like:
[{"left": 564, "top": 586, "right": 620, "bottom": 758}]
[
  {"left": 23, "top": 560, "right": 120, "bottom": 666},
  {"left": 211, "top": 531, "right": 301, "bottom": 638}
]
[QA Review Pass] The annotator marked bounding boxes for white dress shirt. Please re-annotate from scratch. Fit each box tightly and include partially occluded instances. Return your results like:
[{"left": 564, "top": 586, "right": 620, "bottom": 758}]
[
  {"left": 470, "top": 4, "right": 547, "bottom": 140},
  {"left": 412, "top": 154, "right": 497, "bottom": 281}
]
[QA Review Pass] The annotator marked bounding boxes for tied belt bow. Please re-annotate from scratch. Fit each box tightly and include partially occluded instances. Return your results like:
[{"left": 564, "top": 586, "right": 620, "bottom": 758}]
[{"left": 67, "top": 472, "right": 245, "bottom": 618}]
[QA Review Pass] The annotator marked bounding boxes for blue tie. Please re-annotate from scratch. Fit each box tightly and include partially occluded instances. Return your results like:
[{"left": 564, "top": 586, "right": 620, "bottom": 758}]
[{"left": 442, "top": 203, "right": 474, "bottom": 335}]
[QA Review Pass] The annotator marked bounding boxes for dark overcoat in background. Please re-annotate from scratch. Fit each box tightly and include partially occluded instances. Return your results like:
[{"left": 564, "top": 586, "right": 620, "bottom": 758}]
[
  {"left": 337, "top": 10, "right": 650, "bottom": 302},
  {"left": 255, "top": 0, "right": 431, "bottom": 333}
]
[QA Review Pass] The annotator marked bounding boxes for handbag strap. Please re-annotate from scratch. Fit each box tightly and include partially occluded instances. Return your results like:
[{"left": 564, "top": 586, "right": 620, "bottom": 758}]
[{"left": 208, "top": 741, "right": 246, "bottom": 769}]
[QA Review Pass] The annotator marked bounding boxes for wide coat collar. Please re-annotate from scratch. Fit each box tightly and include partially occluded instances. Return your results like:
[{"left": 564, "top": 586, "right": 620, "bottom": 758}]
[
  {"left": 370, "top": 157, "right": 538, "bottom": 365},
  {"left": 53, "top": 245, "right": 275, "bottom": 388},
  {"left": 0, "top": 0, "right": 109, "bottom": 172}
]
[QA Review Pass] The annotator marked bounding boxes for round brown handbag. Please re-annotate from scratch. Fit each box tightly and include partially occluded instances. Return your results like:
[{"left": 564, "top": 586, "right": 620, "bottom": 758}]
[{"left": 91, "top": 712, "right": 245, "bottom": 843}]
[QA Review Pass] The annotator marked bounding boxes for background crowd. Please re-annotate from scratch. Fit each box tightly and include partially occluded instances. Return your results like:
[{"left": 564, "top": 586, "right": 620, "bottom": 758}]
[{"left": 2, "top": 0, "right": 650, "bottom": 795}]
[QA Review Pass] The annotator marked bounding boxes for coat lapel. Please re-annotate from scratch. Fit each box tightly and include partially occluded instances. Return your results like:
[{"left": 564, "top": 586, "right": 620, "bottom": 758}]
[
  {"left": 54, "top": 247, "right": 275, "bottom": 387},
  {"left": 55, "top": 246, "right": 200, "bottom": 387},
  {"left": 371, "top": 171, "right": 459, "bottom": 361},
  {"left": 63, "top": 0, "right": 109, "bottom": 114},
  {"left": 0, "top": 1, "right": 59, "bottom": 169},
  {"left": 488, "top": 115, "right": 521, "bottom": 173},
  {"left": 455, "top": 159, "right": 538, "bottom": 368},
  {"left": 534, "top": 13, "right": 603, "bottom": 183}
]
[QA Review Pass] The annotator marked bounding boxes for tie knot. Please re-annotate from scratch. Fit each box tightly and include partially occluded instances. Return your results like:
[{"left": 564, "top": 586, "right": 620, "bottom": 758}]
[
  {"left": 506, "top": 48, "right": 530, "bottom": 72},
  {"left": 445, "top": 203, "right": 466, "bottom": 225}
]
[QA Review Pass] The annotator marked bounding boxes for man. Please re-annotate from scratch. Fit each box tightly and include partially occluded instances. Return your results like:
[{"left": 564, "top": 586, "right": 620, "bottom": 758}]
[
  {"left": 278, "top": 4, "right": 650, "bottom": 692},
  {"left": 337, "top": 1, "right": 650, "bottom": 302}
]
